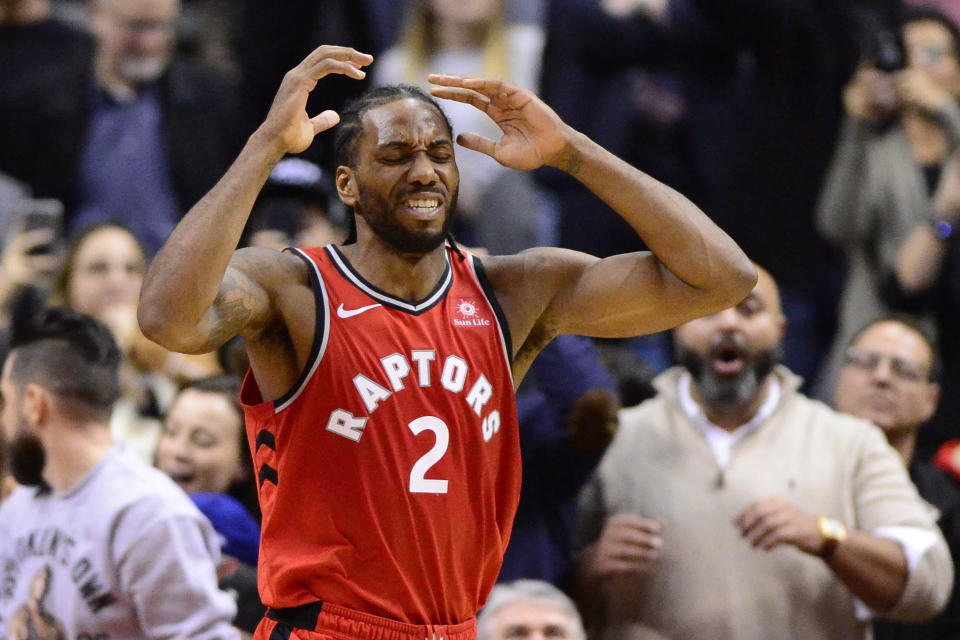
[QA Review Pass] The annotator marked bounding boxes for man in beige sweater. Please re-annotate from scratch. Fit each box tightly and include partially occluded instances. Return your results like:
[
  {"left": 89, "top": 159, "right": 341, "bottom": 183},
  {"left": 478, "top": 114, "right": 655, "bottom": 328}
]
[{"left": 573, "top": 268, "right": 953, "bottom": 640}]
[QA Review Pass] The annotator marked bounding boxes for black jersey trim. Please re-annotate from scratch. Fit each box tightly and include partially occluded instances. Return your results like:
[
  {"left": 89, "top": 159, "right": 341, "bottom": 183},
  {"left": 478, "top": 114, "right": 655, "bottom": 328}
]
[
  {"left": 471, "top": 255, "right": 514, "bottom": 366},
  {"left": 273, "top": 248, "right": 331, "bottom": 413},
  {"left": 258, "top": 464, "right": 279, "bottom": 487},
  {"left": 324, "top": 244, "right": 452, "bottom": 315},
  {"left": 267, "top": 623, "right": 292, "bottom": 640},
  {"left": 267, "top": 602, "right": 324, "bottom": 629},
  {"left": 255, "top": 429, "right": 276, "bottom": 452}
]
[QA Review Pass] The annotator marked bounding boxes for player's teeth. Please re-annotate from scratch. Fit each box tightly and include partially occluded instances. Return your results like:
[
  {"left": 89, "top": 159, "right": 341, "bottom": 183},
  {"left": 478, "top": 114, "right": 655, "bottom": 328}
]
[{"left": 408, "top": 199, "right": 439, "bottom": 209}]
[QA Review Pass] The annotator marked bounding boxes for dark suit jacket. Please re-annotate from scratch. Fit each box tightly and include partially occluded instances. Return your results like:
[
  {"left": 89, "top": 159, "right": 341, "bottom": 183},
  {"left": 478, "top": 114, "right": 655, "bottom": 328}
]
[{"left": 0, "top": 56, "right": 246, "bottom": 229}]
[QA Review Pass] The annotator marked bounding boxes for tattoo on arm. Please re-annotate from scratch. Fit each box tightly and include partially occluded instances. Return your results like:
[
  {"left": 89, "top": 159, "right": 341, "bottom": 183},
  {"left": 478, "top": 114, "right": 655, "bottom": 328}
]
[{"left": 199, "top": 273, "right": 256, "bottom": 352}]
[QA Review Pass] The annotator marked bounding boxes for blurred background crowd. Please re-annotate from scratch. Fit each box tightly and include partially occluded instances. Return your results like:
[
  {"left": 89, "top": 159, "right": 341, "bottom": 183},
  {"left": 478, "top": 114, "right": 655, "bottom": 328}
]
[{"left": 3, "top": 0, "right": 960, "bottom": 637}]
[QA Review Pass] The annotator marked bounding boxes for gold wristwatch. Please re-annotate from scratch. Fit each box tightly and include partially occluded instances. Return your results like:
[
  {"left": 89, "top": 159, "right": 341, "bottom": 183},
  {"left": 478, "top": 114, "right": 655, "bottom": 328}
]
[{"left": 817, "top": 516, "right": 848, "bottom": 559}]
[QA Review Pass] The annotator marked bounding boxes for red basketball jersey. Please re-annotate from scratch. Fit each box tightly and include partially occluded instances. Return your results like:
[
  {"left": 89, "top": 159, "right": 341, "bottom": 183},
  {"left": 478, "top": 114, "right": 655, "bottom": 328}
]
[{"left": 240, "top": 244, "right": 521, "bottom": 625}]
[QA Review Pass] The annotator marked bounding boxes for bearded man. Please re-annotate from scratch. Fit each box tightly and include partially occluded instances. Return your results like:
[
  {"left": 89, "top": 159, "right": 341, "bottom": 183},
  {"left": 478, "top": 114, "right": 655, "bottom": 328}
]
[
  {"left": 573, "top": 267, "right": 953, "bottom": 640},
  {"left": 0, "top": 306, "right": 240, "bottom": 637}
]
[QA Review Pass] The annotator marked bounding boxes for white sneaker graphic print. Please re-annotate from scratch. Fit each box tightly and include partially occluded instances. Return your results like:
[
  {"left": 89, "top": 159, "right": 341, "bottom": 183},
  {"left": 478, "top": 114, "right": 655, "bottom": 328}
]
[{"left": 337, "top": 303, "right": 383, "bottom": 318}]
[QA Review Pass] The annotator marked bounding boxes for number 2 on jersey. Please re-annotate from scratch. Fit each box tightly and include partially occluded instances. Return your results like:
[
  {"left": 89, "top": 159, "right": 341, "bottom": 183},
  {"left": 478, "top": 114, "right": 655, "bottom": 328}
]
[{"left": 407, "top": 416, "right": 449, "bottom": 494}]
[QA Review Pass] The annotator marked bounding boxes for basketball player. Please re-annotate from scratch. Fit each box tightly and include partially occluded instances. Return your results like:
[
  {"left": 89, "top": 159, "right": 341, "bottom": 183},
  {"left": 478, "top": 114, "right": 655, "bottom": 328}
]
[{"left": 138, "top": 45, "right": 756, "bottom": 640}]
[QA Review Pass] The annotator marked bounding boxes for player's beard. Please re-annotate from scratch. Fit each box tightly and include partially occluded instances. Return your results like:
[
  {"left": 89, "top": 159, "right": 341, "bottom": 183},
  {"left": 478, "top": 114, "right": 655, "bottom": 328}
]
[
  {"left": 7, "top": 417, "right": 49, "bottom": 493},
  {"left": 677, "top": 336, "right": 782, "bottom": 410},
  {"left": 356, "top": 184, "right": 457, "bottom": 255}
]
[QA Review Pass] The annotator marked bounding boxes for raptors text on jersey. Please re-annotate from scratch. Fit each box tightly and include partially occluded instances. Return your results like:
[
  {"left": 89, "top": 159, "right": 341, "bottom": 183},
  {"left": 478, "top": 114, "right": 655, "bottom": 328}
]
[{"left": 240, "top": 244, "right": 521, "bottom": 626}]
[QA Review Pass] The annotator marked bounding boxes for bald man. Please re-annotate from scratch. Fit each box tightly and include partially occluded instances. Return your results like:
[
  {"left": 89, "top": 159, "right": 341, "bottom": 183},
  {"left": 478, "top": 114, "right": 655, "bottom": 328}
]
[{"left": 573, "top": 268, "right": 953, "bottom": 640}]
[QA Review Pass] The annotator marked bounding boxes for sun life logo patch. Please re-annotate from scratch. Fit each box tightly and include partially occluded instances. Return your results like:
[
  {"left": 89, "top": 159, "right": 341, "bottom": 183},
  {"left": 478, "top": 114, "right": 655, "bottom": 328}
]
[{"left": 452, "top": 297, "right": 491, "bottom": 327}]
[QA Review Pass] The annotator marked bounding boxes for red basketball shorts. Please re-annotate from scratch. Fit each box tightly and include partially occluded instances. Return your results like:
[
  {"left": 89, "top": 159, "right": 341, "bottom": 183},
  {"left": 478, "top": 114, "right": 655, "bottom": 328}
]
[{"left": 254, "top": 601, "right": 478, "bottom": 640}]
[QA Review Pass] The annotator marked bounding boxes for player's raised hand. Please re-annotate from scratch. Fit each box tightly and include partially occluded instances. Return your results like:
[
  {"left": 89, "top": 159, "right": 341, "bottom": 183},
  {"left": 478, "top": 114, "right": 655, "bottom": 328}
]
[
  {"left": 428, "top": 75, "right": 573, "bottom": 171},
  {"left": 258, "top": 45, "right": 374, "bottom": 155}
]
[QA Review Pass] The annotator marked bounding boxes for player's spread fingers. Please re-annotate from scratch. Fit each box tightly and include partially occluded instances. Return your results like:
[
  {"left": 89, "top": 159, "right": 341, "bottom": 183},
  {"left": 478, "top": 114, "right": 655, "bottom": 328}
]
[
  {"left": 427, "top": 73, "right": 469, "bottom": 87},
  {"left": 304, "top": 45, "right": 373, "bottom": 67},
  {"left": 455, "top": 133, "right": 496, "bottom": 157},
  {"left": 430, "top": 86, "right": 491, "bottom": 110},
  {"left": 461, "top": 77, "right": 515, "bottom": 98},
  {"left": 313, "top": 59, "right": 368, "bottom": 80},
  {"left": 310, "top": 110, "right": 341, "bottom": 133}
]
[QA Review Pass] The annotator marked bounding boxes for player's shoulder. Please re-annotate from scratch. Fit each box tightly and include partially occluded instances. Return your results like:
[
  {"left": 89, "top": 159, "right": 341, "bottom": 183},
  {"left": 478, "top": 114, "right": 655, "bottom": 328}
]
[
  {"left": 479, "top": 248, "right": 596, "bottom": 300},
  {"left": 482, "top": 247, "right": 592, "bottom": 276},
  {"left": 231, "top": 246, "right": 310, "bottom": 290}
]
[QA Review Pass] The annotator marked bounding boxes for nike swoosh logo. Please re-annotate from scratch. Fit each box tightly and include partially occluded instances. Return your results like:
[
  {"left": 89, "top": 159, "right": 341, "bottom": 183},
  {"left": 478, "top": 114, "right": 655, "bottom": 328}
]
[{"left": 336, "top": 303, "right": 383, "bottom": 318}]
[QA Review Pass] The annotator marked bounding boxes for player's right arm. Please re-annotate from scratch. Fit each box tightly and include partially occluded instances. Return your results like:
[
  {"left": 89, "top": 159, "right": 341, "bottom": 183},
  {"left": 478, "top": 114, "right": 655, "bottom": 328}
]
[{"left": 139, "top": 45, "right": 372, "bottom": 353}]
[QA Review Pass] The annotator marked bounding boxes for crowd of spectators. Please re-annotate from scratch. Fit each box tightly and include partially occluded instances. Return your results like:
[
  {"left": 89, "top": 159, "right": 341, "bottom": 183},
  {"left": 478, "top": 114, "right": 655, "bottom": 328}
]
[{"left": 2, "top": 0, "right": 960, "bottom": 637}]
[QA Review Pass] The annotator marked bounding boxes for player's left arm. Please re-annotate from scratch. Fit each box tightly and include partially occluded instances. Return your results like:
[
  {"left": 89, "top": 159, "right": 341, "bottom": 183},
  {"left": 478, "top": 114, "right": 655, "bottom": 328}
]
[{"left": 430, "top": 76, "right": 756, "bottom": 348}]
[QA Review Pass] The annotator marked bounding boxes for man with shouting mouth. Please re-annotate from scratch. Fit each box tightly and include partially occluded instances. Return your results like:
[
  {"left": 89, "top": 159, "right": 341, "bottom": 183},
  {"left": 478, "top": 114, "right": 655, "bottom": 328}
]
[
  {"left": 573, "top": 269, "right": 952, "bottom": 640},
  {"left": 138, "top": 44, "right": 755, "bottom": 640}
]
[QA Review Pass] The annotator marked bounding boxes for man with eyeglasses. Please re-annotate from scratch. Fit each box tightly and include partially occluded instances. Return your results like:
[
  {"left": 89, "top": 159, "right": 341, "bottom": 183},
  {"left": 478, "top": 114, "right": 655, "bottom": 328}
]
[
  {"left": 0, "top": 0, "right": 244, "bottom": 255},
  {"left": 836, "top": 316, "right": 960, "bottom": 639},
  {"left": 574, "top": 268, "right": 953, "bottom": 640}
]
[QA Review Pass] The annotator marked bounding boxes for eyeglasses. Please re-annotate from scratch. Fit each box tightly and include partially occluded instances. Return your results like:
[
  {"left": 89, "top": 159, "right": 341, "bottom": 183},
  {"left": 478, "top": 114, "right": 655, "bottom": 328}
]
[
  {"left": 908, "top": 44, "right": 954, "bottom": 65},
  {"left": 842, "top": 348, "right": 930, "bottom": 383}
]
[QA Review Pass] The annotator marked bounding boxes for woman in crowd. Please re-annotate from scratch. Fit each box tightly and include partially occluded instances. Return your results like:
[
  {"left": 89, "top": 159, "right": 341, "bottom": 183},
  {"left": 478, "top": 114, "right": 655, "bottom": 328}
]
[
  {"left": 155, "top": 376, "right": 263, "bottom": 631},
  {"left": 55, "top": 223, "right": 220, "bottom": 460},
  {"left": 155, "top": 376, "right": 259, "bottom": 521},
  {"left": 815, "top": 6, "right": 960, "bottom": 404}
]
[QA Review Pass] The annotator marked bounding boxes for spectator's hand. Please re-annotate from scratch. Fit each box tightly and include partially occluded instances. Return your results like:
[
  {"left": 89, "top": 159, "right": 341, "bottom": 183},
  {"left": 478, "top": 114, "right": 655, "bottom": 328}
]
[
  {"left": 895, "top": 68, "right": 955, "bottom": 119},
  {"left": 734, "top": 497, "right": 822, "bottom": 554},
  {"left": 600, "top": 0, "right": 669, "bottom": 23},
  {"left": 257, "top": 45, "right": 373, "bottom": 155},
  {"left": 428, "top": 76, "right": 572, "bottom": 171},
  {"left": 843, "top": 67, "right": 899, "bottom": 122},
  {"left": 933, "top": 151, "right": 960, "bottom": 223},
  {"left": 0, "top": 228, "right": 62, "bottom": 302},
  {"left": 569, "top": 388, "right": 620, "bottom": 452},
  {"left": 591, "top": 513, "right": 663, "bottom": 576},
  {"left": 98, "top": 302, "right": 141, "bottom": 355}
]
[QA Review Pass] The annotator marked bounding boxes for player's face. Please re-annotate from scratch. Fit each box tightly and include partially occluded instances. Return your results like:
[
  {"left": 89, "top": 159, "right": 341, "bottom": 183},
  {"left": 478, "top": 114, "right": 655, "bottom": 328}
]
[
  {"left": 155, "top": 389, "right": 246, "bottom": 494},
  {"left": 67, "top": 227, "right": 146, "bottom": 316},
  {"left": 350, "top": 98, "right": 459, "bottom": 254},
  {"left": 835, "top": 321, "right": 938, "bottom": 435},
  {"left": 674, "top": 271, "right": 785, "bottom": 408},
  {"left": 488, "top": 602, "right": 579, "bottom": 640}
]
